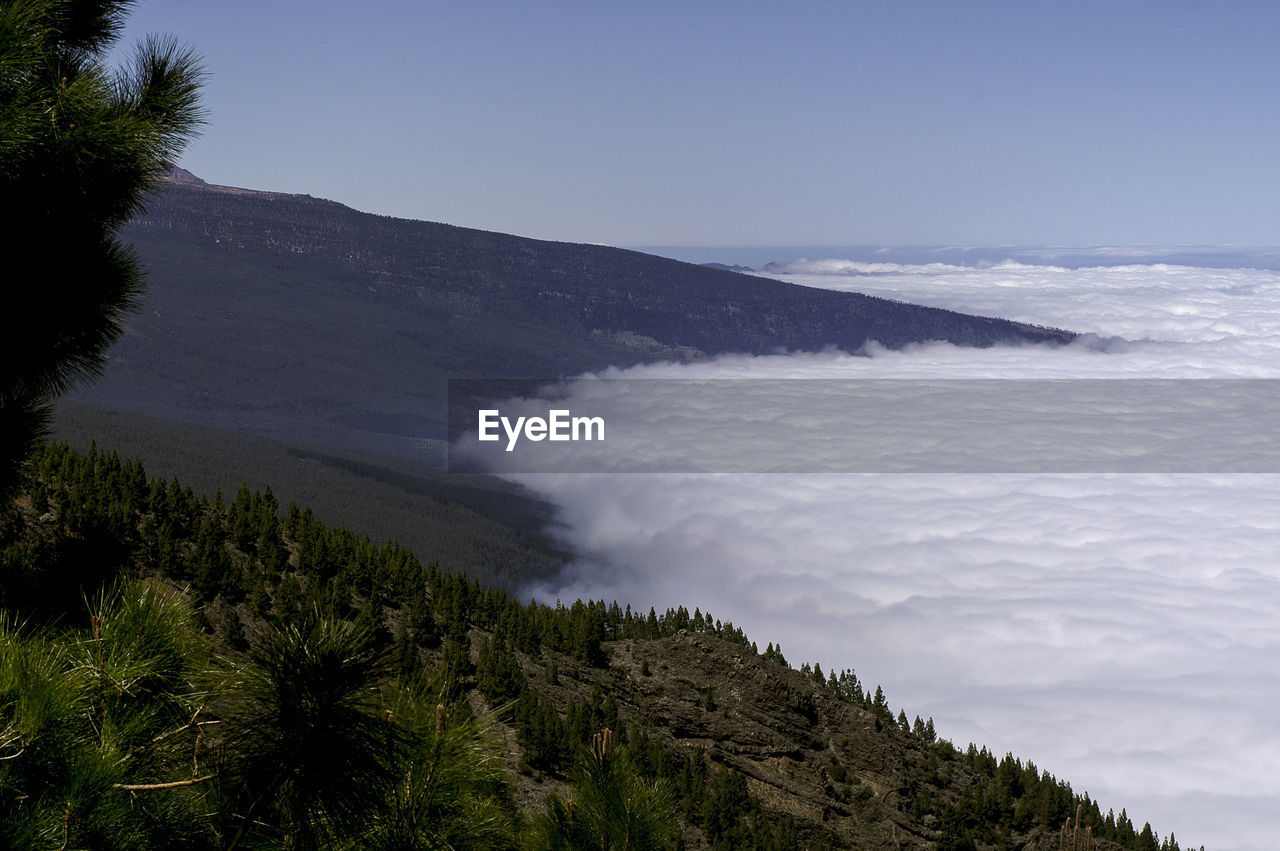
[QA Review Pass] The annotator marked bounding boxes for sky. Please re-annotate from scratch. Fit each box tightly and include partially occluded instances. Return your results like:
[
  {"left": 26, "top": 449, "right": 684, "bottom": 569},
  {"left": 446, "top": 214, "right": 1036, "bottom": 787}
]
[{"left": 117, "top": 1, "right": 1280, "bottom": 247}]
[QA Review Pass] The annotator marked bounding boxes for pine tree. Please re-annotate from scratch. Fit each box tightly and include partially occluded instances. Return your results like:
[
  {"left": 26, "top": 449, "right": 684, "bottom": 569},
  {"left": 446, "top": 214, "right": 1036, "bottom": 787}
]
[
  {"left": 525, "top": 728, "right": 677, "bottom": 851},
  {"left": 367, "top": 678, "right": 517, "bottom": 848},
  {"left": 220, "top": 611, "right": 397, "bottom": 848},
  {"left": 0, "top": 582, "right": 217, "bottom": 848},
  {"left": 0, "top": 0, "right": 203, "bottom": 493},
  {"left": 873, "top": 684, "right": 890, "bottom": 718}
]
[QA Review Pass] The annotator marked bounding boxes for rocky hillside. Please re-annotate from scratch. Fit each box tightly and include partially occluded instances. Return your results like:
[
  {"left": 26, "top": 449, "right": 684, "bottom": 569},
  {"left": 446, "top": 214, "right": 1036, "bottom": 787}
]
[
  {"left": 494, "top": 628, "right": 1143, "bottom": 850},
  {"left": 2, "top": 443, "right": 1182, "bottom": 850}
]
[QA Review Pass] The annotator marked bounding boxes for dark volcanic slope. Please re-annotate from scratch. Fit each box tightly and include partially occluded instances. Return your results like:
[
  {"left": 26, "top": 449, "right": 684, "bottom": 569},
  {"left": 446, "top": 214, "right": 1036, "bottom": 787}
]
[{"left": 76, "top": 173, "right": 1073, "bottom": 454}]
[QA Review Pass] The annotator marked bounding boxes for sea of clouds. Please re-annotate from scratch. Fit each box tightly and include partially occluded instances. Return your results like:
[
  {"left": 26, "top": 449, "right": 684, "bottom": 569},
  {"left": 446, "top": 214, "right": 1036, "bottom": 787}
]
[{"left": 497, "top": 257, "right": 1280, "bottom": 850}]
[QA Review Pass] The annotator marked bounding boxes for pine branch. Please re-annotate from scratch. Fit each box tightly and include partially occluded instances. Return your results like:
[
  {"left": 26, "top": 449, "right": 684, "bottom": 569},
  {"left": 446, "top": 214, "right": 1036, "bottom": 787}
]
[{"left": 113, "top": 773, "right": 216, "bottom": 791}]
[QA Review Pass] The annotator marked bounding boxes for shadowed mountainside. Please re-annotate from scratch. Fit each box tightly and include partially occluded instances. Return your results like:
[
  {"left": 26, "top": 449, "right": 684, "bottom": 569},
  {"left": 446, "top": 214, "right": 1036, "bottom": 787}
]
[{"left": 72, "top": 171, "right": 1075, "bottom": 457}]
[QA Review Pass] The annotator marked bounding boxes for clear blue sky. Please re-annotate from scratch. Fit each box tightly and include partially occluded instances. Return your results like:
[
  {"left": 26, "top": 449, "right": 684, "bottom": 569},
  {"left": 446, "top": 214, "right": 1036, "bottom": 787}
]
[{"left": 118, "top": 1, "right": 1280, "bottom": 247}]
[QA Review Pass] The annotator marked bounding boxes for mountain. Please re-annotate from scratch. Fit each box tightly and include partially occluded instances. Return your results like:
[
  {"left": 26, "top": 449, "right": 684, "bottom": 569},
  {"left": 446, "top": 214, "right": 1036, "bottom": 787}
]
[
  {"left": 1, "top": 442, "right": 1167, "bottom": 850},
  {"left": 701, "top": 261, "right": 758, "bottom": 273},
  {"left": 15, "top": 173, "right": 1183, "bottom": 847},
  {"left": 51, "top": 401, "right": 569, "bottom": 591},
  {"left": 72, "top": 172, "right": 1075, "bottom": 458}
]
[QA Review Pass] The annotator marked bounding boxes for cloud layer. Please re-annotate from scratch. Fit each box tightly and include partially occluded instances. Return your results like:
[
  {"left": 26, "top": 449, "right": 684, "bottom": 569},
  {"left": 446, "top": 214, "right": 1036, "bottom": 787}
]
[
  {"left": 502, "top": 260, "right": 1280, "bottom": 850},
  {"left": 453, "top": 377, "right": 1280, "bottom": 473}
]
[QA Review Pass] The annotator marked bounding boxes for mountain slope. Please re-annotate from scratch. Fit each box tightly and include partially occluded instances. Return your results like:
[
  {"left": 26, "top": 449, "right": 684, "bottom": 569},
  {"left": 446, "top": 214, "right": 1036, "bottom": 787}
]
[
  {"left": 3, "top": 443, "right": 1170, "bottom": 850},
  {"left": 50, "top": 400, "right": 568, "bottom": 590},
  {"left": 72, "top": 172, "right": 1074, "bottom": 457}
]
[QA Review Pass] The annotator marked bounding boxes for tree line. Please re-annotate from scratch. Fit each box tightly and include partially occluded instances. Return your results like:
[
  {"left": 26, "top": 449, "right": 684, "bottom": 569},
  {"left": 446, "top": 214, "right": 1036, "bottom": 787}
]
[{"left": 0, "top": 442, "right": 1196, "bottom": 849}]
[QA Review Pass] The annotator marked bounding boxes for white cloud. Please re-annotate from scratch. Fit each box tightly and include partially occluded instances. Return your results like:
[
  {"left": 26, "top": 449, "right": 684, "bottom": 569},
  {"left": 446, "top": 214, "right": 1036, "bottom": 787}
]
[
  {"left": 455, "top": 375, "right": 1280, "bottom": 474},
  {"left": 496, "top": 261, "right": 1280, "bottom": 850}
]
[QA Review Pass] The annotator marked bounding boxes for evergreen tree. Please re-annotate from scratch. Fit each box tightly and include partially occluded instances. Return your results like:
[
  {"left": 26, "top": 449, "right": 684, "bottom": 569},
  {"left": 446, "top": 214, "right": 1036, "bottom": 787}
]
[
  {"left": 0, "top": 583, "right": 217, "bottom": 848},
  {"left": 700, "top": 766, "right": 753, "bottom": 846},
  {"left": 525, "top": 728, "right": 677, "bottom": 851},
  {"left": 0, "top": 441, "right": 1188, "bottom": 849},
  {"left": 220, "top": 611, "right": 397, "bottom": 849},
  {"left": 366, "top": 677, "right": 517, "bottom": 848},
  {"left": 0, "top": 0, "right": 203, "bottom": 493}
]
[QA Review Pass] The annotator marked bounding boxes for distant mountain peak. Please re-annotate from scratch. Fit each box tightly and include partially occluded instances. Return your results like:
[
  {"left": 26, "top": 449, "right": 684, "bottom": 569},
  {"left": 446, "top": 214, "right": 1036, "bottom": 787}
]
[
  {"left": 701, "top": 262, "right": 757, "bottom": 274},
  {"left": 164, "top": 166, "right": 207, "bottom": 186},
  {"left": 160, "top": 167, "right": 329, "bottom": 205}
]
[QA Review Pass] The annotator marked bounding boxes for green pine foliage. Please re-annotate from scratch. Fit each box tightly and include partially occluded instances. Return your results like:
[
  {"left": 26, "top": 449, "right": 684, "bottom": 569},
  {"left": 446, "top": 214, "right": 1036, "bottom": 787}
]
[
  {"left": 0, "top": 581, "right": 519, "bottom": 849},
  {"left": 0, "top": 0, "right": 203, "bottom": 493},
  {"left": 219, "top": 612, "right": 399, "bottom": 848},
  {"left": 0, "top": 584, "right": 214, "bottom": 848},
  {"left": 368, "top": 676, "right": 517, "bottom": 848},
  {"left": 524, "top": 728, "right": 677, "bottom": 851},
  {"left": 0, "top": 442, "right": 1193, "bottom": 849}
]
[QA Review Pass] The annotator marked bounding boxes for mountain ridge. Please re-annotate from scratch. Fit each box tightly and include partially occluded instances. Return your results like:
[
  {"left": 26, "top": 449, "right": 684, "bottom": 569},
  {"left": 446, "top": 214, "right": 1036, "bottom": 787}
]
[{"left": 73, "top": 171, "right": 1076, "bottom": 460}]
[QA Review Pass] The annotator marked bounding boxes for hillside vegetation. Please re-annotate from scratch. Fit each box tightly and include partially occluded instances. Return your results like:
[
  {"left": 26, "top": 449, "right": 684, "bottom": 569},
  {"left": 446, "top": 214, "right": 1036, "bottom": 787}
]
[
  {"left": 52, "top": 401, "right": 567, "bottom": 591},
  {"left": 0, "top": 443, "right": 1193, "bottom": 850}
]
